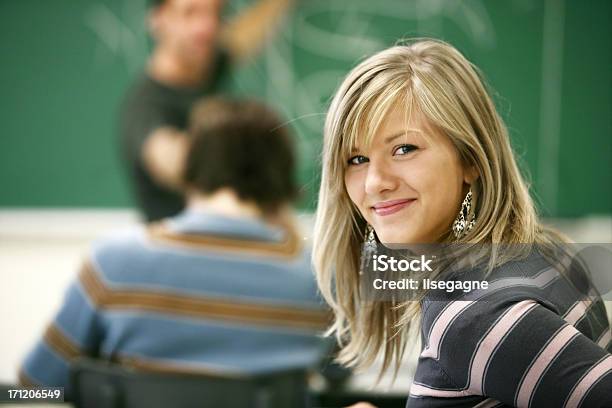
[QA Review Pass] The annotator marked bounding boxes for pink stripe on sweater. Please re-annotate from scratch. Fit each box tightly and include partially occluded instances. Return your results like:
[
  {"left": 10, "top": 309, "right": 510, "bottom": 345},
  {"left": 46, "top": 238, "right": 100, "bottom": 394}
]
[
  {"left": 596, "top": 328, "right": 611, "bottom": 349},
  {"left": 563, "top": 300, "right": 592, "bottom": 326},
  {"left": 421, "top": 268, "right": 558, "bottom": 361},
  {"left": 469, "top": 300, "right": 538, "bottom": 394},
  {"left": 515, "top": 325, "right": 580, "bottom": 407},
  {"left": 409, "top": 382, "right": 471, "bottom": 398},
  {"left": 472, "top": 398, "right": 502, "bottom": 408},
  {"left": 421, "top": 301, "right": 474, "bottom": 359},
  {"left": 564, "top": 355, "right": 612, "bottom": 408}
]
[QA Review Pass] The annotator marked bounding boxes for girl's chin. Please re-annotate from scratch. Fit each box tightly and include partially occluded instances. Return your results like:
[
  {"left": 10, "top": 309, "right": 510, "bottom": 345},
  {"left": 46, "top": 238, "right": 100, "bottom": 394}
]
[{"left": 377, "top": 232, "right": 418, "bottom": 246}]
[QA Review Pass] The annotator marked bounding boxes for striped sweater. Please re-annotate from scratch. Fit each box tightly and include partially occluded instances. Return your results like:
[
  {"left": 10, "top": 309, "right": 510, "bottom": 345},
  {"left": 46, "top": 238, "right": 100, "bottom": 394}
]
[
  {"left": 20, "top": 210, "right": 330, "bottom": 396},
  {"left": 407, "top": 249, "right": 611, "bottom": 408}
]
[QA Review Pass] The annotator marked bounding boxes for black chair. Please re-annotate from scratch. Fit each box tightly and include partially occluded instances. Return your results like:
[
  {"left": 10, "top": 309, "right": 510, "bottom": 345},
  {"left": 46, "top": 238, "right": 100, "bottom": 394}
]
[{"left": 70, "top": 358, "right": 310, "bottom": 408}]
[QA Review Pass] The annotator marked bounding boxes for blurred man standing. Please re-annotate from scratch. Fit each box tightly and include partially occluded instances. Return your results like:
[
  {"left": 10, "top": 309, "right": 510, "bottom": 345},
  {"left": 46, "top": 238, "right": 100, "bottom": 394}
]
[{"left": 120, "top": 0, "right": 293, "bottom": 221}]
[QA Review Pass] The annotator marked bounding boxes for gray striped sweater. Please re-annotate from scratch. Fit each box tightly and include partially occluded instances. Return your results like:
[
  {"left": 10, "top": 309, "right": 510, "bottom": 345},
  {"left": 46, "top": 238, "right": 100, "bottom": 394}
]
[{"left": 407, "top": 249, "right": 611, "bottom": 407}]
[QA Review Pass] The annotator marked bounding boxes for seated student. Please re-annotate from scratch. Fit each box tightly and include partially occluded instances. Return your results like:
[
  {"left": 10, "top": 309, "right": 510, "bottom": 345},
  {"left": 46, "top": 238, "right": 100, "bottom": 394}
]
[{"left": 19, "top": 97, "right": 331, "bottom": 397}]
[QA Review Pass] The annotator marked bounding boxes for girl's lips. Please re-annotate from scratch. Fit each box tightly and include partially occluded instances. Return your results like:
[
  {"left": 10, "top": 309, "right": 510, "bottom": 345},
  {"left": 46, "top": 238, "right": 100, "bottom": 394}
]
[{"left": 372, "top": 199, "right": 415, "bottom": 216}]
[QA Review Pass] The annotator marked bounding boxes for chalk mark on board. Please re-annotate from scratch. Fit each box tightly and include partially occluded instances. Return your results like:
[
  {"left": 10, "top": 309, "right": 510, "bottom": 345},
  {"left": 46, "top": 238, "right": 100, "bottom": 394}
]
[{"left": 84, "top": 0, "right": 148, "bottom": 73}]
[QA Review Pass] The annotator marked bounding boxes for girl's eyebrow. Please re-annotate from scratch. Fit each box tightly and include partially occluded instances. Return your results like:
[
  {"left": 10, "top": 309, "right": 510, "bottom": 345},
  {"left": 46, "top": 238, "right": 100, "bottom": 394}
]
[
  {"left": 384, "top": 129, "right": 421, "bottom": 144},
  {"left": 351, "top": 129, "right": 422, "bottom": 153}
]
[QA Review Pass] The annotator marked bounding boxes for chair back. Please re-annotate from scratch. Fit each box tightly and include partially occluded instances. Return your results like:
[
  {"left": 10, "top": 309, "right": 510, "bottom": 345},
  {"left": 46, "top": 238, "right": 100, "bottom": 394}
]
[{"left": 70, "top": 358, "right": 310, "bottom": 408}]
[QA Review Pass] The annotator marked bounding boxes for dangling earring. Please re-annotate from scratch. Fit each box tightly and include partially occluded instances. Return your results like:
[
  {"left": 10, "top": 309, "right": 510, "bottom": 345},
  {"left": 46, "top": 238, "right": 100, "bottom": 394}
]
[
  {"left": 359, "top": 224, "right": 377, "bottom": 275},
  {"left": 452, "top": 188, "right": 476, "bottom": 239}
]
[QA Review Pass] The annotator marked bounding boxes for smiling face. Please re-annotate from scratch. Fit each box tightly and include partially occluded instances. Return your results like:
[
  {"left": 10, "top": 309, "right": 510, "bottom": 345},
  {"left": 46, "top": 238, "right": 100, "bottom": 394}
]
[{"left": 344, "top": 105, "right": 473, "bottom": 245}]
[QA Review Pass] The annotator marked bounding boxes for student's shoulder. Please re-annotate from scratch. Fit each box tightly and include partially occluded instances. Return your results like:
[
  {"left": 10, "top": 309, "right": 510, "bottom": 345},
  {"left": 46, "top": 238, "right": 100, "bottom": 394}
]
[
  {"left": 88, "top": 225, "right": 152, "bottom": 277},
  {"left": 92, "top": 223, "right": 147, "bottom": 250},
  {"left": 420, "top": 253, "right": 558, "bottom": 342}
]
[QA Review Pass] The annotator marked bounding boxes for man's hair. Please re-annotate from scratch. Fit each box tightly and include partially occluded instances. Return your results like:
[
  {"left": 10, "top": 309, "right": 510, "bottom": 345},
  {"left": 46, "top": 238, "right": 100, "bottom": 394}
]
[{"left": 184, "top": 97, "right": 297, "bottom": 213}]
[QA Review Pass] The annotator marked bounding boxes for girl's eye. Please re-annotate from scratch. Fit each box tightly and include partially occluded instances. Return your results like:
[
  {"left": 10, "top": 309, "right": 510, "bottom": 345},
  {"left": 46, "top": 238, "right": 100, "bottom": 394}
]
[
  {"left": 394, "top": 144, "right": 417, "bottom": 156},
  {"left": 347, "top": 155, "right": 369, "bottom": 165}
]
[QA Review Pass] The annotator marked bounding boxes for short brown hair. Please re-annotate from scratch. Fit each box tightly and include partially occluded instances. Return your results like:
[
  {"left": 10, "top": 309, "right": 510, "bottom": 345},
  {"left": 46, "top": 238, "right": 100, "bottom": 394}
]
[{"left": 184, "top": 97, "right": 297, "bottom": 213}]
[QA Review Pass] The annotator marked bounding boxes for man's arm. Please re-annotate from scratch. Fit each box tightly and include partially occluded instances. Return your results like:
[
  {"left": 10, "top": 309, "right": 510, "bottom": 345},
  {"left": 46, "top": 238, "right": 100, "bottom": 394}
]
[
  {"left": 120, "top": 91, "right": 188, "bottom": 193},
  {"left": 221, "top": 0, "right": 294, "bottom": 63},
  {"left": 141, "top": 127, "right": 189, "bottom": 191}
]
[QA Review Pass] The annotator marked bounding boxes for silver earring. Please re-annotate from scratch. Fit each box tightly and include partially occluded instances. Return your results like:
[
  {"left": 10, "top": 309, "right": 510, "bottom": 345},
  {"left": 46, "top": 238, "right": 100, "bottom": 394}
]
[
  {"left": 359, "top": 224, "right": 377, "bottom": 275},
  {"left": 452, "top": 188, "right": 476, "bottom": 239}
]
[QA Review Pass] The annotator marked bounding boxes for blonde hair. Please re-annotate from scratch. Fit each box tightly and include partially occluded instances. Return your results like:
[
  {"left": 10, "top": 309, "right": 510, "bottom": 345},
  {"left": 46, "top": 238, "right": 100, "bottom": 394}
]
[{"left": 313, "top": 39, "right": 566, "bottom": 378}]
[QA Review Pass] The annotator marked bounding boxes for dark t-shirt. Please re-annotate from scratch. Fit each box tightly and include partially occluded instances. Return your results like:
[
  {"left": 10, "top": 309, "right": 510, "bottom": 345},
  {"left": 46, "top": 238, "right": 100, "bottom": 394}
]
[{"left": 119, "top": 51, "right": 229, "bottom": 222}]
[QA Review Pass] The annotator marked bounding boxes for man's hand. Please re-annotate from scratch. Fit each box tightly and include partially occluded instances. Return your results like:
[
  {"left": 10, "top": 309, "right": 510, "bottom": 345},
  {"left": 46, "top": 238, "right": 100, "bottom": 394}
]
[
  {"left": 221, "top": 0, "right": 294, "bottom": 63},
  {"left": 142, "top": 127, "right": 189, "bottom": 191}
]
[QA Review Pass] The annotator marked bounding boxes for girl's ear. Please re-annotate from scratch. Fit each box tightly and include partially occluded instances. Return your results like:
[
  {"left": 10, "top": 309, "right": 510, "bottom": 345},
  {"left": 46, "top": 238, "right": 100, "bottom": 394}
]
[{"left": 463, "top": 164, "right": 479, "bottom": 185}]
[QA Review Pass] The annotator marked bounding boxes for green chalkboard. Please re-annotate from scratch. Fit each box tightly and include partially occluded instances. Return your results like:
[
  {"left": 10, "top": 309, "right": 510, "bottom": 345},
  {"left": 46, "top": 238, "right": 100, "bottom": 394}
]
[{"left": 1, "top": 0, "right": 610, "bottom": 217}]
